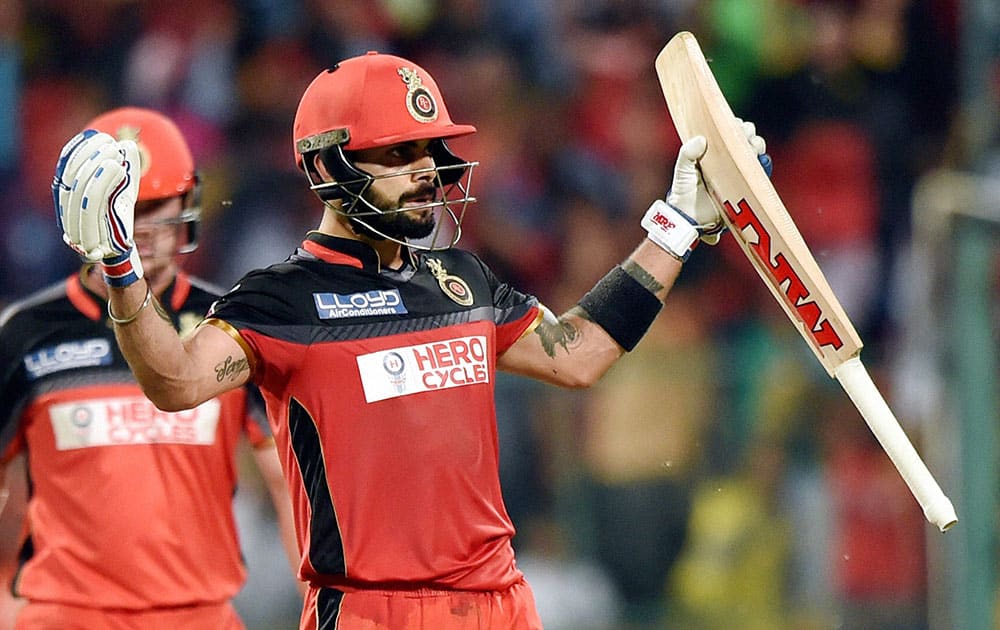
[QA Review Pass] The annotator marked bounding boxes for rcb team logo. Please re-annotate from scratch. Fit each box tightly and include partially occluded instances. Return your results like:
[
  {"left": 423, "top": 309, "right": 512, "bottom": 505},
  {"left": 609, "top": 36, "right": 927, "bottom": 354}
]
[
  {"left": 426, "top": 258, "right": 473, "bottom": 306},
  {"left": 397, "top": 67, "right": 438, "bottom": 123}
]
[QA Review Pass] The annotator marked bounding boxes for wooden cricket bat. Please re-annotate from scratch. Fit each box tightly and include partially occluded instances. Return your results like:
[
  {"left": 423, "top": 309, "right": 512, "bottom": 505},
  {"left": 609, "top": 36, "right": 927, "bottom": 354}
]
[{"left": 656, "top": 31, "right": 957, "bottom": 532}]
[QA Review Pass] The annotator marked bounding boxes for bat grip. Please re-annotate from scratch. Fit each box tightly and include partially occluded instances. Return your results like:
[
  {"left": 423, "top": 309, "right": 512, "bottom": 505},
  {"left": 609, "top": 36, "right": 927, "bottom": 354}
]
[{"left": 834, "top": 356, "right": 958, "bottom": 532}]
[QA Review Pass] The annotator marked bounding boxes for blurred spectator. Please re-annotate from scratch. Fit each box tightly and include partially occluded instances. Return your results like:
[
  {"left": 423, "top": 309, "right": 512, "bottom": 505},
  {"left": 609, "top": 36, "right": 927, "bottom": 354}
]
[
  {"left": 741, "top": 0, "right": 959, "bottom": 343},
  {"left": 580, "top": 278, "right": 718, "bottom": 628},
  {"left": 820, "top": 372, "right": 929, "bottom": 630},
  {"left": 666, "top": 437, "right": 792, "bottom": 630},
  {"left": 768, "top": 119, "right": 881, "bottom": 332}
]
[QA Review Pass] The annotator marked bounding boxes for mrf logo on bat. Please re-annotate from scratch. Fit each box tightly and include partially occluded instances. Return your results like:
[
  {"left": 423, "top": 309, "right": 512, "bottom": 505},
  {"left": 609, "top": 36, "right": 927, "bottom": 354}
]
[{"left": 722, "top": 198, "right": 844, "bottom": 351}]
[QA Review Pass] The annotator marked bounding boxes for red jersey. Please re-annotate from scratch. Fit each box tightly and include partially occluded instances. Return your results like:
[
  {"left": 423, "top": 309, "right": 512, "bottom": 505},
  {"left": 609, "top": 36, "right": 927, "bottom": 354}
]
[
  {"left": 205, "top": 234, "right": 541, "bottom": 593},
  {"left": 0, "top": 270, "right": 272, "bottom": 611}
]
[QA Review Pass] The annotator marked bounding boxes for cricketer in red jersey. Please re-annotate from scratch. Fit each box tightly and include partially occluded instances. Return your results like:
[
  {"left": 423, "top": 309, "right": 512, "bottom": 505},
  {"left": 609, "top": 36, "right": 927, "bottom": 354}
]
[
  {"left": 1, "top": 107, "right": 300, "bottom": 630},
  {"left": 51, "top": 53, "right": 770, "bottom": 629}
]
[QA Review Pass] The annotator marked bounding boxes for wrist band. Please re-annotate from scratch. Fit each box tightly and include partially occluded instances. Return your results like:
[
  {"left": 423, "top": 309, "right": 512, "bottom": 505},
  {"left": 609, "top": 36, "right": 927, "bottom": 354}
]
[
  {"left": 108, "top": 286, "right": 153, "bottom": 325},
  {"left": 641, "top": 199, "right": 699, "bottom": 262},
  {"left": 577, "top": 265, "right": 662, "bottom": 351},
  {"left": 102, "top": 249, "right": 144, "bottom": 288}
]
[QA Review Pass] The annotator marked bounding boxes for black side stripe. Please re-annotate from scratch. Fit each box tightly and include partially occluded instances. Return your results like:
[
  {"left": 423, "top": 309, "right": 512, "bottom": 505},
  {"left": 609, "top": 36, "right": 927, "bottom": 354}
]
[
  {"left": 317, "top": 587, "right": 345, "bottom": 629},
  {"left": 288, "top": 397, "right": 346, "bottom": 575}
]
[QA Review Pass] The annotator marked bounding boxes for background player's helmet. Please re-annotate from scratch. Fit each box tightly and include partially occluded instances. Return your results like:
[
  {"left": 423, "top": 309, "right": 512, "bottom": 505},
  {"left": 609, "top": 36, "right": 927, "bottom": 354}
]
[
  {"left": 86, "top": 107, "right": 201, "bottom": 253},
  {"left": 293, "top": 51, "right": 478, "bottom": 250}
]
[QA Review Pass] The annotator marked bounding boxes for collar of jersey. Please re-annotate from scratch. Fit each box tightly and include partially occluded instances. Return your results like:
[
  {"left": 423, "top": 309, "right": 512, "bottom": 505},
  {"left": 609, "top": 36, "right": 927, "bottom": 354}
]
[
  {"left": 68, "top": 267, "right": 189, "bottom": 320},
  {"left": 303, "top": 232, "right": 399, "bottom": 272}
]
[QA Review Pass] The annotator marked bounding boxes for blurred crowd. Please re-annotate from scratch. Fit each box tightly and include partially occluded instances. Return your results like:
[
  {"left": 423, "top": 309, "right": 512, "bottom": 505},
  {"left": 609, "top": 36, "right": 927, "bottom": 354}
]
[{"left": 0, "top": 0, "right": 977, "bottom": 628}]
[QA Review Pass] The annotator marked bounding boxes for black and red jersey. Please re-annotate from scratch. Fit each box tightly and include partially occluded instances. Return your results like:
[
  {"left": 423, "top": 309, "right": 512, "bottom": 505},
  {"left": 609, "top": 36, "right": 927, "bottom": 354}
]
[
  {"left": 205, "top": 233, "right": 542, "bottom": 592},
  {"left": 0, "top": 269, "right": 271, "bottom": 610}
]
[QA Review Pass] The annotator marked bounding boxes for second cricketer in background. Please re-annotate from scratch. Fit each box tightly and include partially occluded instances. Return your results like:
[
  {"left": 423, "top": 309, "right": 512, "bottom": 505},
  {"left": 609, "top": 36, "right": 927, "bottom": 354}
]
[
  {"left": 0, "top": 107, "right": 300, "bottom": 630},
  {"left": 52, "top": 54, "right": 769, "bottom": 629}
]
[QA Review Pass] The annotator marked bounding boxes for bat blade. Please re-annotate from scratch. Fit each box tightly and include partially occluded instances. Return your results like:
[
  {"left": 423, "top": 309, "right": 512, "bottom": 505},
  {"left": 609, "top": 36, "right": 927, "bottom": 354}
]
[
  {"left": 655, "top": 31, "right": 862, "bottom": 376},
  {"left": 655, "top": 31, "right": 957, "bottom": 532}
]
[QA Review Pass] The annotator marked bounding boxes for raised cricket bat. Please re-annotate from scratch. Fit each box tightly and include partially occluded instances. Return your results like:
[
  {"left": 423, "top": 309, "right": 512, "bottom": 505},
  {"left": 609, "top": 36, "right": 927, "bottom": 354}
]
[{"left": 656, "top": 31, "right": 957, "bottom": 532}]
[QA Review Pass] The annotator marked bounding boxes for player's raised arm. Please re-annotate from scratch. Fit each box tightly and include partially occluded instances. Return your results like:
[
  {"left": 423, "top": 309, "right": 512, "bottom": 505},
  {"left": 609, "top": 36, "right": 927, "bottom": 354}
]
[
  {"left": 499, "top": 123, "right": 768, "bottom": 387},
  {"left": 53, "top": 130, "right": 250, "bottom": 411}
]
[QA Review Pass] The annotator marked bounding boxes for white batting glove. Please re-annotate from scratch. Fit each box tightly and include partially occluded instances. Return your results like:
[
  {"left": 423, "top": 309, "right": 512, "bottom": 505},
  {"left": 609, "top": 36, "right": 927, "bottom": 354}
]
[
  {"left": 640, "top": 134, "right": 710, "bottom": 261},
  {"left": 664, "top": 120, "right": 772, "bottom": 248},
  {"left": 665, "top": 135, "right": 721, "bottom": 243},
  {"left": 53, "top": 130, "right": 144, "bottom": 287}
]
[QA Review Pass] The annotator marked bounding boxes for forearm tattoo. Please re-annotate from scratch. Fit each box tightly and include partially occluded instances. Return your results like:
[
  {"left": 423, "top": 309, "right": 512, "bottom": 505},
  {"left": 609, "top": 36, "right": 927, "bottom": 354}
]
[
  {"left": 621, "top": 259, "right": 664, "bottom": 296},
  {"left": 534, "top": 306, "right": 590, "bottom": 358},
  {"left": 214, "top": 355, "right": 250, "bottom": 383}
]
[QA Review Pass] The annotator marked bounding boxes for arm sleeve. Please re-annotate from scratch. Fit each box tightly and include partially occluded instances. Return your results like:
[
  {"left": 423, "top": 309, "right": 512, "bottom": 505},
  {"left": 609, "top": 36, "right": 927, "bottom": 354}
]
[{"left": 472, "top": 253, "right": 542, "bottom": 354}]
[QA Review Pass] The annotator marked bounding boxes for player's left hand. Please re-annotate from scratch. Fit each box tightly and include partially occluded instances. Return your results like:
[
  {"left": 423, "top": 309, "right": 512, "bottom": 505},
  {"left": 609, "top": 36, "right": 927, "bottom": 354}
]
[
  {"left": 53, "top": 130, "right": 141, "bottom": 262},
  {"left": 664, "top": 118, "right": 771, "bottom": 246}
]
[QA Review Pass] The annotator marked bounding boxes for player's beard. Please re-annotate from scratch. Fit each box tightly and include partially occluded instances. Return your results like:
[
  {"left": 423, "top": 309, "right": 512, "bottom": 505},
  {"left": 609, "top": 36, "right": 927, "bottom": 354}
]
[{"left": 356, "top": 184, "right": 437, "bottom": 241}]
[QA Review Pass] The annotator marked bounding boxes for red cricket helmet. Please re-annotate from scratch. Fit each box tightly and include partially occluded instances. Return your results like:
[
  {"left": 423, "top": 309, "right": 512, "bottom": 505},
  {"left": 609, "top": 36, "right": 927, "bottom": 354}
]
[
  {"left": 293, "top": 51, "right": 476, "bottom": 165},
  {"left": 86, "top": 107, "right": 196, "bottom": 202},
  {"left": 85, "top": 107, "right": 201, "bottom": 253}
]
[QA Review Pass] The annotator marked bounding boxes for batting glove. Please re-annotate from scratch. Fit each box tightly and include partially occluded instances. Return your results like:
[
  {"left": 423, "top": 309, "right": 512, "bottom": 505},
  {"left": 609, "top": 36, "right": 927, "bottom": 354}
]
[{"left": 53, "top": 130, "right": 144, "bottom": 287}]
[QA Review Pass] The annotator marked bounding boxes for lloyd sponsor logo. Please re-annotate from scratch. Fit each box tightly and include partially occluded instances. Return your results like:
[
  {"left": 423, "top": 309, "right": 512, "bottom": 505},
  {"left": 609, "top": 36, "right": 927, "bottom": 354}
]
[
  {"left": 314, "top": 289, "right": 407, "bottom": 319},
  {"left": 24, "top": 339, "right": 113, "bottom": 379},
  {"left": 723, "top": 198, "right": 844, "bottom": 350},
  {"left": 49, "top": 397, "right": 221, "bottom": 450},
  {"left": 357, "top": 335, "right": 489, "bottom": 402}
]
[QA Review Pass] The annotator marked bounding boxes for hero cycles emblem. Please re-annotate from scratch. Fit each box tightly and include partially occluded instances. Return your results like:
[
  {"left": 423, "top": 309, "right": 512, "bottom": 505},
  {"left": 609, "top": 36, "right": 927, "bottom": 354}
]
[
  {"left": 722, "top": 198, "right": 844, "bottom": 351},
  {"left": 426, "top": 257, "right": 473, "bottom": 306}
]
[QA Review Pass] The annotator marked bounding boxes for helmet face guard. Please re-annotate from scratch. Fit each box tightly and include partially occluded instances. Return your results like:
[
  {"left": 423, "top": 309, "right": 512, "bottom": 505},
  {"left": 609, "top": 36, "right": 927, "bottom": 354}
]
[
  {"left": 306, "top": 140, "right": 477, "bottom": 251},
  {"left": 132, "top": 178, "right": 202, "bottom": 255},
  {"left": 293, "top": 52, "right": 478, "bottom": 251}
]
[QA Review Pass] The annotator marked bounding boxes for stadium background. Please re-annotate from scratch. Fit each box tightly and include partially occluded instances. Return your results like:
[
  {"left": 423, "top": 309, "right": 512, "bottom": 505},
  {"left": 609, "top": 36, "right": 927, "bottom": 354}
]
[{"left": 0, "top": 1, "right": 997, "bottom": 628}]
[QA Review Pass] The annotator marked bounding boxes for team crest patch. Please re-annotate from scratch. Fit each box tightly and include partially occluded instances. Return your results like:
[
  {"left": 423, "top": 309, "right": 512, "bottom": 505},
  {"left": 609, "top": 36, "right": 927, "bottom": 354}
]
[
  {"left": 397, "top": 67, "right": 438, "bottom": 123},
  {"left": 426, "top": 258, "right": 473, "bottom": 306}
]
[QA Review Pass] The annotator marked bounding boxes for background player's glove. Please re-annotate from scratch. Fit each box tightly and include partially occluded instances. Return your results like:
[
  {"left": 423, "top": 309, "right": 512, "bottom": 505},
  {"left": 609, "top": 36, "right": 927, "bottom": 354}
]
[{"left": 54, "top": 130, "right": 144, "bottom": 287}]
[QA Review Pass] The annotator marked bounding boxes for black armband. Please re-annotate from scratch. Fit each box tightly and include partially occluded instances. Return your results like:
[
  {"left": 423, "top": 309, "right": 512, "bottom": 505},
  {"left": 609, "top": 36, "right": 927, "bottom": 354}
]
[{"left": 577, "top": 265, "right": 662, "bottom": 351}]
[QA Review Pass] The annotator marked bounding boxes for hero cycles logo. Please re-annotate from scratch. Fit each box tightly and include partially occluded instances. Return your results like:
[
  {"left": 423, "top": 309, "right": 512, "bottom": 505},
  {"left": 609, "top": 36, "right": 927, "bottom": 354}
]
[
  {"left": 722, "top": 198, "right": 844, "bottom": 351},
  {"left": 356, "top": 335, "right": 489, "bottom": 403}
]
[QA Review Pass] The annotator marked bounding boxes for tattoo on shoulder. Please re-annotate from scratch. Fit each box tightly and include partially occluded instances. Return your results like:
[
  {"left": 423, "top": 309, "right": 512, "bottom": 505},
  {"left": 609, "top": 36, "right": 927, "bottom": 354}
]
[
  {"left": 534, "top": 306, "right": 588, "bottom": 358},
  {"left": 215, "top": 355, "right": 249, "bottom": 383},
  {"left": 621, "top": 260, "right": 664, "bottom": 295}
]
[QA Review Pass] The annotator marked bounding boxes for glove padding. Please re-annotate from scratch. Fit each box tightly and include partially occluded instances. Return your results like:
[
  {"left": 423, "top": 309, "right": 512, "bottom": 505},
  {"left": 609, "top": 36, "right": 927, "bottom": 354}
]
[
  {"left": 54, "top": 130, "right": 141, "bottom": 262},
  {"left": 665, "top": 118, "right": 770, "bottom": 245}
]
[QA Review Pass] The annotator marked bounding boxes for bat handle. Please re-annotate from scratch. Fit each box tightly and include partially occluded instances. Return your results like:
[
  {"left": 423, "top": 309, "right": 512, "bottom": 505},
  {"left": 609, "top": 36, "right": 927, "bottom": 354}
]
[{"left": 834, "top": 356, "right": 958, "bottom": 532}]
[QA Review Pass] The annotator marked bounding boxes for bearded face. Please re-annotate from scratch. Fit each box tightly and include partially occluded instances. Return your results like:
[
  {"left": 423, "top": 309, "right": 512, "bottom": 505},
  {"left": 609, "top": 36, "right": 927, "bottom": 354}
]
[{"left": 354, "top": 181, "right": 438, "bottom": 241}]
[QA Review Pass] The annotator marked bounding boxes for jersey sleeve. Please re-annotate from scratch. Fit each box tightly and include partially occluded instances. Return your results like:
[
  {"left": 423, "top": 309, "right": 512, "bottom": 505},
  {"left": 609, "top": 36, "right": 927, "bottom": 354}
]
[
  {"left": 203, "top": 267, "right": 303, "bottom": 385},
  {"left": 471, "top": 254, "right": 542, "bottom": 354}
]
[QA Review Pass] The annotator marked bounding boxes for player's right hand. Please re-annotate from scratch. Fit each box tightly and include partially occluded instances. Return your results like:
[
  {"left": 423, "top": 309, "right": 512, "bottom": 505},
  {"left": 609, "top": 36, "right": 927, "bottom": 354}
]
[
  {"left": 53, "top": 130, "right": 144, "bottom": 286},
  {"left": 54, "top": 130, "right": 141, "bottom": 261}
]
